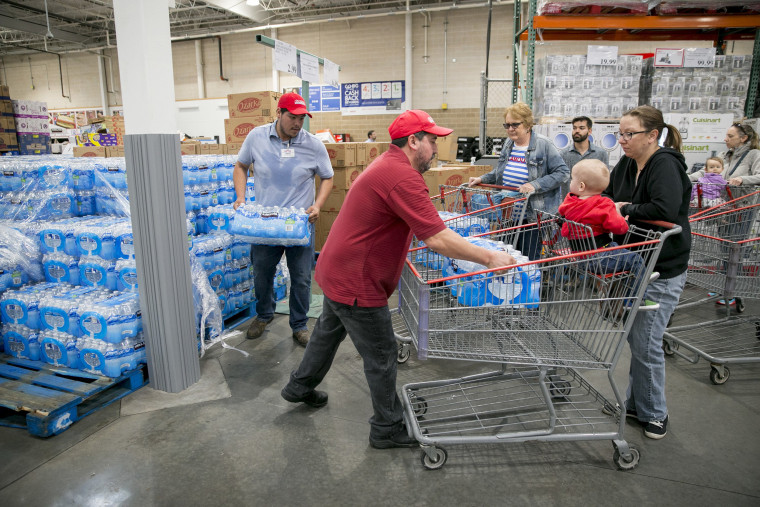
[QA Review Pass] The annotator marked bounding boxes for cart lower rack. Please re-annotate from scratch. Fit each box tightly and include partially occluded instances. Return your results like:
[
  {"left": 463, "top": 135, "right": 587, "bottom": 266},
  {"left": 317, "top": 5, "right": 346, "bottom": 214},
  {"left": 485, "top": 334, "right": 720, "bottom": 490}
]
[{"left": 399, "top": 215, "right": 679, "bottom": 469}]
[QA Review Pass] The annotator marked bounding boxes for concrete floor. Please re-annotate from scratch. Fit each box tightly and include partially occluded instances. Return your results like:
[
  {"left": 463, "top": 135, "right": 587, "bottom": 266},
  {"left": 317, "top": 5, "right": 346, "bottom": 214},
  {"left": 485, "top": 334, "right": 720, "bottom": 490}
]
[{"left": 1, "top": 284, "right": 760, "bottom": 506}]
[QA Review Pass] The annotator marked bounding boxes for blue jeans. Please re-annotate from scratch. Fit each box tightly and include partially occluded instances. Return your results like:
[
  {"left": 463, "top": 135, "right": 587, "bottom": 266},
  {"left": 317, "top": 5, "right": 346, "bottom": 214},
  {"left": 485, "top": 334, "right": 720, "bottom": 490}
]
[
  {"left": 283, "top": 296, "right": 403, "bottom": 439},
  {"left": 625, "top": 271, "right": 687, "bottom": 422},
  {"left": 251, "top": 241, "right": 314, "bottom": 332},
  {"left": 587, "top": 243, "right": 646, "bottom": 300}
]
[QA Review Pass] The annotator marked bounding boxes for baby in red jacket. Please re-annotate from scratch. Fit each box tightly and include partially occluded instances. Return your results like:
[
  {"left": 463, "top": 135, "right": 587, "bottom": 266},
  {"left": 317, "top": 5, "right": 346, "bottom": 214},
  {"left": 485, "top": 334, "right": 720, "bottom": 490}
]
[{"left": 558, "top": 159, "right": 647, "bottom": 309}]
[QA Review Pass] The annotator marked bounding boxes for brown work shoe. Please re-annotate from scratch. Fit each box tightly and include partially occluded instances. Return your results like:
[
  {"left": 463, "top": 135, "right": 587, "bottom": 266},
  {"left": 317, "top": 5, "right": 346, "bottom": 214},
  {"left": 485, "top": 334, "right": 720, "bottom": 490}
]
[
  {"left": 292, "top": 329, "right": 310, "bottom": 346},
  {"left": 246, "top": 318, "right": 272, "bottom": 339}
]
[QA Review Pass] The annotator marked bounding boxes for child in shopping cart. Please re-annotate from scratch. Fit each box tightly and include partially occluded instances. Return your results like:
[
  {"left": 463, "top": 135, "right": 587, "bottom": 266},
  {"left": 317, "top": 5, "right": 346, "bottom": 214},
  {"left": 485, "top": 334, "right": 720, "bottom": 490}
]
[
  {"left": 690, "top": 157, "right": 728, "bottom": 210},
  {"left": 558, "top": 160, "right": 652, "bottom": 310}
]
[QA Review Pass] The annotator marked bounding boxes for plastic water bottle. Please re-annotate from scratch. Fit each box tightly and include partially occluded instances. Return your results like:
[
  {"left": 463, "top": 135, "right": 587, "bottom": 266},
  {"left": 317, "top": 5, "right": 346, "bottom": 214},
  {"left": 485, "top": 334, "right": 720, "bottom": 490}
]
[
  {"left": 2, "top": 323, "right": 41, "bottom": 360},
  {"left": 79, "top": 256, "right": 117, "bottom": 290},
  {"left": 115, "top": 258, "right": 138, "bottom": 292},
  {"left": 42, "top": 252, "right": 79, "bottom": 285},
  {"left": 40, "top": 330, "right": 79, "bottom": 367}
]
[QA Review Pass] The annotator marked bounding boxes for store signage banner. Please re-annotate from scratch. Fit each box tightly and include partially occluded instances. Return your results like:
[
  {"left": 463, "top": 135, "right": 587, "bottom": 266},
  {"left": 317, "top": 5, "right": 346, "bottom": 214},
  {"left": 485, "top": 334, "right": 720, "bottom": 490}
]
[
  {"left": 324, "top": 59, "right": 340, "bottom": 88},
  {"left": 340, "top": 81, "right": 405, "bottom": 116},
  {"left": 683, "top": 48, "right": 716, "bottom": 68},
  {"left": 654, "top": 48, "right": 684, "bottom": 67},
  {"left": 307, "top": 86, "right": 341, "bottom": 113},
  {"left": 299, "top": 53, "right": 320, "bottom": 84}
]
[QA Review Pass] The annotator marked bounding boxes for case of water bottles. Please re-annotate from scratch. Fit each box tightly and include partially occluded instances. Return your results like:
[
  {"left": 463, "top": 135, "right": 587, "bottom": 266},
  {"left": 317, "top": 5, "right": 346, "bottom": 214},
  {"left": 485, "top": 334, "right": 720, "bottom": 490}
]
[
  {"left": 229, "top": 204, "right": 311, "bottom": 246},
  {"left": 441, "top": 237, "right": 541, "bottom": 308}
]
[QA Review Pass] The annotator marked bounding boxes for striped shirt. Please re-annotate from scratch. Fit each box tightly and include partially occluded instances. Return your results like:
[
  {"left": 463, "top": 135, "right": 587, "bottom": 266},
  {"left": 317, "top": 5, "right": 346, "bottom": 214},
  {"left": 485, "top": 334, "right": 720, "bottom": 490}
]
[{"left": 503, "top": 144, "right": 529, "bottom": 217}]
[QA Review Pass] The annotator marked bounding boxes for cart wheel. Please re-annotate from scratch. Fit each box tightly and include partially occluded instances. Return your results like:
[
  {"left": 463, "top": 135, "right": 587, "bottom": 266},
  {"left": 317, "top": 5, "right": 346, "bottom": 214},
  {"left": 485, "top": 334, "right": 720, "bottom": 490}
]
[
  {"left": 549, "top": 380, "right": 572, "bottom": 398},
  {"left": 411, "top": 395, "right": 428, "bottom": 417},
  {"left": 736, "top": 298, "right": 745, "bottom": 314},
  {"left": 710, "top": 366, "right": 730, "bottom": 385},
  {"left": 397, "top": 343, "right": 410, "bottom": 363},
  {"left": 613, "top": 446, "right": 640, "bottom": 471},
  {"left": 421, "top": 447, "right": 448, "bottom": 470},
  {"left": 662, "top": 340, "right": 675, "bottom": 356}
]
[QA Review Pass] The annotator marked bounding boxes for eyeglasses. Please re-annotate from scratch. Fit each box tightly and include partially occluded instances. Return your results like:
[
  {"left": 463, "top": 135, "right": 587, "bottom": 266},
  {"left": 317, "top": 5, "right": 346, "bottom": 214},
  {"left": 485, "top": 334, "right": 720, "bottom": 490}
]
[
  {"left": 732, "top": 123, "right": 747, "bottom": 135},
  {"left": 616, "top": 130, "right": 649, "bottom": 141},
  {"left": 503, "top": 122, "right": 522, "bottom": 130}
]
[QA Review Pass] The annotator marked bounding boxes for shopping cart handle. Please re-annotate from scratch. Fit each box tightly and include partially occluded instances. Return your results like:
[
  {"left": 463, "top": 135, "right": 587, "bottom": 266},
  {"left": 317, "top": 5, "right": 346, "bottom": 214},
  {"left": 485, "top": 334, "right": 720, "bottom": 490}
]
[
  {"left": 648, "top": 271, "right": 660, "bottom": 284},
  {"left": 636, "top": 219, "right": 677, "bottom": 230},
  {"left": 636, "top": 303, "right": 660, "bottom": 312}
]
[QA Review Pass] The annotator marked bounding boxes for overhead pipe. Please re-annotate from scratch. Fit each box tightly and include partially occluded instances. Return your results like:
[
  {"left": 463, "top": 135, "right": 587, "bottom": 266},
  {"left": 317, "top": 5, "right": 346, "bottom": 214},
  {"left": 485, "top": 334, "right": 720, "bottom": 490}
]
[
  {"left": 443, "top": 17, "right": 448, "bottom": 109},
  {"left": 57, "top": 53, "right": 69, "bottom": 99},
  {"left": 271, "top": 28, "right": 278, "bottom": 92},
  {"left": 421, "top": 11, "right": 430, "bottom": 63},
  {"left": 217, "top": 36, "right": 228, "bottom": 82},
  {"left": 195, "top": 40, "right": 206, "bottom": 98},
  {"left": 405, "top": 1, "right": 412, "bottom": 109}
]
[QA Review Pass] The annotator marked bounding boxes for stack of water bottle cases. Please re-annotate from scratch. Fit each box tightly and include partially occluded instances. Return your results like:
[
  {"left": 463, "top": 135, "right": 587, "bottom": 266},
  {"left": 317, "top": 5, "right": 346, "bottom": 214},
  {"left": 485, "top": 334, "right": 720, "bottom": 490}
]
[{"left": 0, "top": 153, "right": 297, "bottom": 378}]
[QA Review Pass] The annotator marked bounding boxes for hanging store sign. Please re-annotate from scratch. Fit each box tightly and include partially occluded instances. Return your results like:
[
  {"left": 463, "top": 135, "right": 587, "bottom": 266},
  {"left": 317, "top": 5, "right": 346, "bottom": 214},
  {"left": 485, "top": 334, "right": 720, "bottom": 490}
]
[
  {"left": 340, "top": 81, "right": 406, "bottom": 116},
  {"left": 587, "top": 45, "right": 618, "bottom": 66},
  {"left": 299, "top": 53, "right": 320, "bottom": 83},
  {"left": 274, "top": 40, "right": 298, "bottom": 76},
  {"left": 307, "top": 86, "right": 341, "bottom": 113}
]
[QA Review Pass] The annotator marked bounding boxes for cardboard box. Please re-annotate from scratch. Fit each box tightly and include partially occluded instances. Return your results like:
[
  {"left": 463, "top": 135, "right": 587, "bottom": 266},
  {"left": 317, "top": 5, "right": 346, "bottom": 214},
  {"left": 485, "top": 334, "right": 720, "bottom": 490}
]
[
  {"left": 315, "top": 211, "right": 341, "bottom": 251},
  {"left": 74, "top": 146, "right": 107, "bottom": 157},
  {"left": 329, "top": 166, "right": 362, "bottom": 190},
  {"left": 321, "top": 189, "right": 348, "bottom": 212},
  {"left": 77, "top": 132, "right": 119, "bottom": 146},
  {"left": 227, "top": 91, "right": 282, "bottom": 118},
  {"left": 0, "top": 85, "right": 9, "bottom": 98},
  {"left": 423, "top": 165, "right": 477, "bottom": 196},
  {"left": 365, "top": 142, "right": 388, "bottom": 165},
  {"left": 199, "top": 143, "right": 225, "bottom": 155},
  {"left": 353, "top": 143, "right": 367, "bottom": 166},
  {"left": 0, "top": 131, "right": 18, "bottom": 149},
  {"left": 435, "top": 134, "right": 458, "bottom": 162},
  {"left": 224, "top": 117, "right": 272, "bottom": 144},
  {"left": 180, "top": 143, "right": 198, "bottom": 155},
  {"left": 107, "top": 146, "right": 125, "bottom": 158},
  {"left": 324, "top": 143, "right": 356, "bottom": 167},
  {"left": 226, "top": 143, "right": 241, "bottom": 155},
  {"left": 0, "top": 116, "right": 15, "bottom": 131}
]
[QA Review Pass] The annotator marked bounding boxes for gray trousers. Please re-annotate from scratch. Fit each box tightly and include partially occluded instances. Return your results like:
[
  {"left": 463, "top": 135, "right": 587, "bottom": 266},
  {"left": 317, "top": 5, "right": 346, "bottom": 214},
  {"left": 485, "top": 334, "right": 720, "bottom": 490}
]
[{"left": 283, "top": 296, "right": 403, "bottom": 439}]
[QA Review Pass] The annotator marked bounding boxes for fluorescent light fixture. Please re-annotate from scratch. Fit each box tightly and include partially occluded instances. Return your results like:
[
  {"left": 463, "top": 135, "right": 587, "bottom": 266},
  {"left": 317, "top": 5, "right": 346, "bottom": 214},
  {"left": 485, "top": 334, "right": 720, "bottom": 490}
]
[{"left": 246, "top": 0, "right": 260, "bottom": 6}]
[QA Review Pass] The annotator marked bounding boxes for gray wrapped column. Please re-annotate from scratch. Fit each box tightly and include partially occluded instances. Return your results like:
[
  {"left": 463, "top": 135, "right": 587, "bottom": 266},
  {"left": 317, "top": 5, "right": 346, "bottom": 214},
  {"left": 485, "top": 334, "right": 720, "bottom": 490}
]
[
  {"left": 113, "top": 0, "right": 199, "bottom": 392},
  {"left": 126, "top": 135, "right": 199, "bottom": 392}
]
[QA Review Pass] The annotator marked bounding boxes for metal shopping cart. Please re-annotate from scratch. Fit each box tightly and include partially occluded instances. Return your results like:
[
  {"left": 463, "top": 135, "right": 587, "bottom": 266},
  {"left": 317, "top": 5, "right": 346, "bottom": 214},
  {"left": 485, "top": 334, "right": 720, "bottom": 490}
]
[
  {"left": 689, "top": 184, "right": 760, "bottom": 219},
  {"left": 394, "top": 184, "right": 529, "bottom": 363},
  {"left": 663, "top": 204, "right": 760, "bottom": 384},
  {"left": 398, "top": 217, "right": 679, "bottom": 470}
]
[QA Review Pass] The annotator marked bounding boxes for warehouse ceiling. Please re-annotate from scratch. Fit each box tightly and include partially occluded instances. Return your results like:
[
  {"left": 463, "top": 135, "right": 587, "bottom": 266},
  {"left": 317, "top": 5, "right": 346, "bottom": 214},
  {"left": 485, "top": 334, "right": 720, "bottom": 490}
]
[{"left": 0, "top": 0, "right": 496, "bottom": 56}]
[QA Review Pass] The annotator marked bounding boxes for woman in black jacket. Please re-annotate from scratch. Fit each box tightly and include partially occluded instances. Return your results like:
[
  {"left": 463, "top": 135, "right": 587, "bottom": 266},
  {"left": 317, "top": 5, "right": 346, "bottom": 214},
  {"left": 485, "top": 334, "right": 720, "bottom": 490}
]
[{"left": 603, "top": 105, "right": 691, "bottom": 441}]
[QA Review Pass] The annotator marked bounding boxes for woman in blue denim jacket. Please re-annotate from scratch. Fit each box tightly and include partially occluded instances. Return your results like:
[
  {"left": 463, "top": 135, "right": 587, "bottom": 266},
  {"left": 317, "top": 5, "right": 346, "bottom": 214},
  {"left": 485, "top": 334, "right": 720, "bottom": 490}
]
[{"left": 468, "top": 102, "right": 569, "bottom": 259}]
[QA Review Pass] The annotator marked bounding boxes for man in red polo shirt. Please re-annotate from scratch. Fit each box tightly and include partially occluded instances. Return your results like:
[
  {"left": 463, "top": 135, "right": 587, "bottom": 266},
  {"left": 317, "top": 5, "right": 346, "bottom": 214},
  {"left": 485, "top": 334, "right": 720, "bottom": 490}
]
[{"left": 280, "top": 110, "right": 516, "bottom": 449}]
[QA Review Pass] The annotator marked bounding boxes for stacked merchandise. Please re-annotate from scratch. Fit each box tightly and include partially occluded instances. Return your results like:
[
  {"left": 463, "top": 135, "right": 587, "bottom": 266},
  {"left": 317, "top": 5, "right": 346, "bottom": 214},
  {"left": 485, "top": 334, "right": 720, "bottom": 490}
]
[
  {"left": 537, "top": 0, "right": 650, "bottom": 14},
  {"left": 102, "top": 115, "right": 125, "bottom": 146},
  {"left": 314, "top": 141, "right": 389, "bottom": 250},
  {"left": 647, "top": 54, "right": 752, "bottom": 119},
  {"left": 0, "top": 85, "right": 18, "bottom": 155},
  {"left": 12, "top": 99, "right": 50, "bottom": 155},
  {"left": 224, "top": 90, "right": 281, "bottom": 153},
  {"left": 533, "top": 54, "right": 644, "bottom": 120}
]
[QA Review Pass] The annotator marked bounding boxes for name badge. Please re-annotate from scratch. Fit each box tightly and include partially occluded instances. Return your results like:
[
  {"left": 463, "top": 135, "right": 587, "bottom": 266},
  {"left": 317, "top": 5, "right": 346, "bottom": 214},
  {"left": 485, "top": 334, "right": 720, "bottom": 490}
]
[{"left": 281, "top": 148, "right": 295, "bottom": 158}]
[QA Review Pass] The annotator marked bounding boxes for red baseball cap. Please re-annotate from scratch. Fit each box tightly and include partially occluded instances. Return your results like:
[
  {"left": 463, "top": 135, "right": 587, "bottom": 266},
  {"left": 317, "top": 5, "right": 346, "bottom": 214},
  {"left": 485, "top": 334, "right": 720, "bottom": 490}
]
[
  {"left": 388, "top": 110, "right": 453, "bottom": 140},
  {"left": 278, "top": 92, "right": 312, "bottom": 118}
]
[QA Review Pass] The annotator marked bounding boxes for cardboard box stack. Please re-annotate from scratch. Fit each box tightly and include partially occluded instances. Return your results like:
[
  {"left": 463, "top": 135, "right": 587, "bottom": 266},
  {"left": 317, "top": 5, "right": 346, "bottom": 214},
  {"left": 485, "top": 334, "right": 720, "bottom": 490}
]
[
  {"left": 0, "top": 85, "right": 18, "bottom": 154},
  {"left": 314, "top": 141, "right": 390, "bottom": 250},
  {"left": 224, "top": 91, "right": 280, "bottom": 145},
  {"left": 423, "top": 163, "right": 480, "bottom": 202},
  {"left": 12, "top": 99, "right": 50, "bottom": 155},
  {"left": 103, "top": 115, "right": 125, "bottom": 145}
]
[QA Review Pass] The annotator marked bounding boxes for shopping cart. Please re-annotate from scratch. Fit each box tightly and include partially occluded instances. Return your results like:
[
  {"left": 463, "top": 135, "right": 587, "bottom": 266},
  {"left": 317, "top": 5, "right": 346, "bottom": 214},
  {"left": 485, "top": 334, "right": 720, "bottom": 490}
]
[
  {"left": 688, "top": 184, "right": 760, "bottom": 219},
  {"left": 394, "top": 184, "right": 529, "bottom": 363},
  {"left": 675, "top": 200, "right": 760, "bottom": 314},
  {"left": 663, "top": 206, "right": 760, "bottom": 384},
  {"left": 398, "top": 217, "right": 679, "bottom": 470}
]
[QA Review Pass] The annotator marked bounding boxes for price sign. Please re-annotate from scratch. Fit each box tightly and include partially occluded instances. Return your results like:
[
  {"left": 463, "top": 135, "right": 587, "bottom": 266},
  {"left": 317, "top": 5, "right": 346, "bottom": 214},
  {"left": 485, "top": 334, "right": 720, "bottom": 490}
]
[
  {"left": 324, "top": 59, "right": 340, "bottom": 88},
  {"left": 274, "top": 39, "right": 298, "bottom": 76},
  {"left": 299, "top": 53, "right": 320, "bottom": 83},
  {"left": 587, "top": 45, "right": 618, "bottom": 66},
  {"left": 654, "top": 48, "right": 684, "bottom": 68},
  {"left": 683, "top": 47, "right": 716, "bottom": 68}
]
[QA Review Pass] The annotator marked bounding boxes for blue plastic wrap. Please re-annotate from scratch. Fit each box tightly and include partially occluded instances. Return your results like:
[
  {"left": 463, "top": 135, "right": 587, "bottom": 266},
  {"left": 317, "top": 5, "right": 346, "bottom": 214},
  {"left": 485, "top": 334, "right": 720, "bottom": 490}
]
[{"left": 229, "top": 204, "right": 311, "bottom": 246}]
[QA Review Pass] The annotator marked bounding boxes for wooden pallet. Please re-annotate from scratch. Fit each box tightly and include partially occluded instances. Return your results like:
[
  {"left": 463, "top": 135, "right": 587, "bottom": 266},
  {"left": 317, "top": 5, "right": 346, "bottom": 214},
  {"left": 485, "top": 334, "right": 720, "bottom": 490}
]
[{"left": 0, "top": 355, "right": 148, "bottom": 437}]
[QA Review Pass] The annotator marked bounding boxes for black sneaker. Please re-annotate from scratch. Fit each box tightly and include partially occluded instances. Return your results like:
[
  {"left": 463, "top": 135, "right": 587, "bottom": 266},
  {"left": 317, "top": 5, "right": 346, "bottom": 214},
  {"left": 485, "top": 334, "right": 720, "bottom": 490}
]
[
  {"left": 369, "top": 427, "right": 418, "bottom": 449},
  {"left": 280, "top": 388, "right": 328, "bottom": 408},
  {"left": 644, "top": 416, "right": 668, "bottom": 439}
]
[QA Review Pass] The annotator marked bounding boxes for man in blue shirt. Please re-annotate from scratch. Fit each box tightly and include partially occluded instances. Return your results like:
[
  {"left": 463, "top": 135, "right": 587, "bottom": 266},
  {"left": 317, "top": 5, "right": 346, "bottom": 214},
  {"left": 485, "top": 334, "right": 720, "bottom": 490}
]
[
  {"left": 233, "top": 92, "right": 334, "bottom": 346},
  {"left": 560, "top": 116, "right": 609, "bottom": 198}
]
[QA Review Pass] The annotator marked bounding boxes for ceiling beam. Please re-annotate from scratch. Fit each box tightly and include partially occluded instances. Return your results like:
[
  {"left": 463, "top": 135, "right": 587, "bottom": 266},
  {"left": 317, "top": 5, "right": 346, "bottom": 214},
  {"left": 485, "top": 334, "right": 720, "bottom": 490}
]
[{"left": 0, "top": 14, "right": 90, "bottom": 43}]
